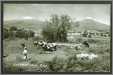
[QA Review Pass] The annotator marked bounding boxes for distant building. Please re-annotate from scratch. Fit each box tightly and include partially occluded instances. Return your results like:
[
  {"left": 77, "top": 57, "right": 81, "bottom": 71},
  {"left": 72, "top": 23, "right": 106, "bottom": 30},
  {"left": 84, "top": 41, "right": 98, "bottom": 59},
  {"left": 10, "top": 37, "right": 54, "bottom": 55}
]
[{"left": 67, "top": 31, "right": 82, "bottom": 42}]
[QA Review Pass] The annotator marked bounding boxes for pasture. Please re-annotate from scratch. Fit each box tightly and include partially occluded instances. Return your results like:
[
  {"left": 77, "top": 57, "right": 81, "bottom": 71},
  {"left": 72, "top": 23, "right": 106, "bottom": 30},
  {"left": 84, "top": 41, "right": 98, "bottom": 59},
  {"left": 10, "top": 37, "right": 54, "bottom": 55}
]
[
  {"left": 2, "top": 3, "right": 111, "bottom": 73},
  {"left": 3, "top": 36, "right": 111, "bottom": 72}
]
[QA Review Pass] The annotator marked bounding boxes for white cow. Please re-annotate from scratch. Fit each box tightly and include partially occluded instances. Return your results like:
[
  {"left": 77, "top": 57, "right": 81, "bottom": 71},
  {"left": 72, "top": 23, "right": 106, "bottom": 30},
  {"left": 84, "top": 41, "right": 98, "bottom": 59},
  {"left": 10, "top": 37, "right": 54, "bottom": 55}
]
[{"left": 75, "top": 43, "right": 82, "bottom": 50}]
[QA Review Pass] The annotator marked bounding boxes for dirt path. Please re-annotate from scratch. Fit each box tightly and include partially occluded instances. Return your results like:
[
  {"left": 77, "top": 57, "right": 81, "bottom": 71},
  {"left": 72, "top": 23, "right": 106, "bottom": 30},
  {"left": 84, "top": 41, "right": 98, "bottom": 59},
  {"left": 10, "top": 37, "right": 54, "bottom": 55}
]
[{"left": 53, "top": 43, "right": 81, "bottom": 47}]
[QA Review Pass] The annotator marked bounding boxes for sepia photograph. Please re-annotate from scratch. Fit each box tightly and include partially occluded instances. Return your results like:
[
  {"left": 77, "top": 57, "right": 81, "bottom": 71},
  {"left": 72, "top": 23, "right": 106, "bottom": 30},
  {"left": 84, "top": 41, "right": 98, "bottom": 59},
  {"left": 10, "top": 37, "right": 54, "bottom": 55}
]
[{"left": 1, "top": 1, "right": 112, "bottom": 73}]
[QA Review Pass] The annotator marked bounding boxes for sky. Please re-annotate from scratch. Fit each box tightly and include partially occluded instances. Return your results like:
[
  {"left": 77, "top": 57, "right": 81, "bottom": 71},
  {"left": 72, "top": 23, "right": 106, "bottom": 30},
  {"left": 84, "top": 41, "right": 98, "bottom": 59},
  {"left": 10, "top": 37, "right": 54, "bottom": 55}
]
[{"left": 4, "top": 4, "right": 111, "bottom": 25}]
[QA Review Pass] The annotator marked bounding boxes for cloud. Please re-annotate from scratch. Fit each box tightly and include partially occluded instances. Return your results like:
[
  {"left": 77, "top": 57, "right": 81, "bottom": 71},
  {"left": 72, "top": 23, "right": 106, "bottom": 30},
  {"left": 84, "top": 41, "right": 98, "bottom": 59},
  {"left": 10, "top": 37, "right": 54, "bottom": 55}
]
[
  {"left": 22, "top": 16, "right": 33, "bottom": 20},
  {"left": 4, "top": 4, "right": 111, "bottom": 25}
]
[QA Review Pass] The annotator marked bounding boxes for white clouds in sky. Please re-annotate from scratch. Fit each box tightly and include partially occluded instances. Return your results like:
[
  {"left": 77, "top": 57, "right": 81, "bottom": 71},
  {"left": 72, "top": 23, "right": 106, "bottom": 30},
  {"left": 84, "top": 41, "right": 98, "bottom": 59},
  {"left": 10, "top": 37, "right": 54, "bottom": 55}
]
[{"left": 4, "top": 4, "right": 111, "bottom": 25}]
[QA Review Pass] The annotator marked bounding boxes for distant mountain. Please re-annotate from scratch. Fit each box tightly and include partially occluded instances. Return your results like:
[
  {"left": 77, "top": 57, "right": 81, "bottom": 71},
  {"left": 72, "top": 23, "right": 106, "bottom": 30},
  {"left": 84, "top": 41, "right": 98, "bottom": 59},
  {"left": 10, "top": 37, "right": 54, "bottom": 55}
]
[
  {"left": 71, "top": 19, "right": 110, "bottom": 32},
  {"left": 4, "top": 18, "right": 110, "bottom": 33}
]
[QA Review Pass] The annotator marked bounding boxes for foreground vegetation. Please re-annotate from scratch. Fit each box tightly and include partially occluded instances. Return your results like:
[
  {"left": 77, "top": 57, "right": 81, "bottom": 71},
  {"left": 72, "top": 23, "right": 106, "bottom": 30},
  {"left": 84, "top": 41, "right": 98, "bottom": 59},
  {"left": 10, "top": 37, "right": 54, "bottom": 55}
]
[{"left": 3, "top": 37, "right": 111, "bottom": 72}]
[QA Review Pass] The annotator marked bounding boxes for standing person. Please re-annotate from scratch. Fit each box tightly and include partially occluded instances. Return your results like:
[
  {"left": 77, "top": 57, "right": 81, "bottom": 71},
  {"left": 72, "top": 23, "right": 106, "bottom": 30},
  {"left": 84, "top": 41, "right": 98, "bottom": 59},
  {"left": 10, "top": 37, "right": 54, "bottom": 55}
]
[{"left": 23, "top": 47, "right": 28, "bottom": 60}]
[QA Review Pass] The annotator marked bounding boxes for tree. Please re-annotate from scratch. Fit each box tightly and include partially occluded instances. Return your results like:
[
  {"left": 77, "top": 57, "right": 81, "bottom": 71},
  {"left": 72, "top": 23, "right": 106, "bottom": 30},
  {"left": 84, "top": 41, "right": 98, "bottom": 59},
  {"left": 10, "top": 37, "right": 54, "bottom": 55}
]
[
  {"left": 57, "top": 15, "right": 71, "bottom": 42},
  {"left": 24, "top": 30, "right": 34, "bottom": 40},
  {"left": 42, "top": 14, "right": 72, "bottom": 42},
  {"left": 9, "top": 26, "right": 18, "bottom": 31},
  {"left": 3, "top": 28, "right": 9, "bottom": 39},
  {"left": 3, "top": 27, "right": 17, "bottom": 39},
  {"left": 15, "top": 29, "right": 25, "bottom": 38}
]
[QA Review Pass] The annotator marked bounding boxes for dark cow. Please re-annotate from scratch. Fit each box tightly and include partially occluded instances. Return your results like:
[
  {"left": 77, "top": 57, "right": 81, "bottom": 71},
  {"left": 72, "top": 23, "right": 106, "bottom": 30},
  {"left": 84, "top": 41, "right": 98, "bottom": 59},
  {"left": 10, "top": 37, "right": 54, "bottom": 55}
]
[
  {"left": 3, "top": 54, "right": 8, "bottom": 58},
  {"left": 21, "top": 43, "right": 25, "bottom": 48},
  {"left": 82, "top": 41, "right": 90, "bottom": 48}
]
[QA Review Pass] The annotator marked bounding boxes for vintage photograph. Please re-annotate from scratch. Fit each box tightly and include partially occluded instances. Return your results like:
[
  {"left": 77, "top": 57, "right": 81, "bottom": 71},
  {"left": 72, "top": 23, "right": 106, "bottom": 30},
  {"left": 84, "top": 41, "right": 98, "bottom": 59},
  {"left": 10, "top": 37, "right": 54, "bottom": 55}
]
[{"left": 2, "top": 3, "right": 111, "bottom": 73}]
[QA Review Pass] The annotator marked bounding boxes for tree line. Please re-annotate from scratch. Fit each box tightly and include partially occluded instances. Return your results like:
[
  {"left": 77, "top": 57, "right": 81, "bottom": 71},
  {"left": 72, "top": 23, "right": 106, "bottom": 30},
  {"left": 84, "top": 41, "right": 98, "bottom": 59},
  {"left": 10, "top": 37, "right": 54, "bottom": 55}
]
[{"left": 3, "top": 26, "right": 34, "bottom": 40}]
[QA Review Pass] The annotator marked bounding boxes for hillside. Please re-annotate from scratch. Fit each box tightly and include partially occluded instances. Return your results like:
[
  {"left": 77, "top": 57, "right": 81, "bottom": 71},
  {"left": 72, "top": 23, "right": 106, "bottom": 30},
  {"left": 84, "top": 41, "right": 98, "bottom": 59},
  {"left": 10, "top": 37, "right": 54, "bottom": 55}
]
[
  {"left": 4, "top": 19, "right": 46, "bottom": 32},
  {"left": 71, "top": 19, "right": 110, "bottom": 32}
]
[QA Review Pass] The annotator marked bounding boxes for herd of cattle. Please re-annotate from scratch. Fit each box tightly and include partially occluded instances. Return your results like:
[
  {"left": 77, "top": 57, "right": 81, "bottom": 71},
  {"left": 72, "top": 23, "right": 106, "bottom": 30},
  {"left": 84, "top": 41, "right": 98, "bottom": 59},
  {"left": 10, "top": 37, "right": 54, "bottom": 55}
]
[
  {"left": 21, "top": 40, "right": 90, "bottom": 53},
  {"left": 3, "top": 40, "right": 96, "bottom": 61},
  {"left": 33, "top": 40, "right": 57, "bottom": 51},
  {"left": 33, "top": 40, "right": 90, "bottom": 51}
]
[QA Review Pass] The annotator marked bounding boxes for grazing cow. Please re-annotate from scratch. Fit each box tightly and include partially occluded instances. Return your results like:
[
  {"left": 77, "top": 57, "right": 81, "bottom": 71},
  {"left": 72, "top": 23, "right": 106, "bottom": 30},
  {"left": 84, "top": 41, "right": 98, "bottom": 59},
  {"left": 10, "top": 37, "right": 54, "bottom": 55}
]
[
  {"left": 89, "top": 53, "right": 98, "bottom": 60},
  {"left": 38, "top": 41, "right": 46, "bottom": 47},
  {"left": 82, "top": 41, "right": 90, "bottom": 48},
  {"left": 3, "top": 54, "right": 8, "bottom": 58},
  {"left": 33, "top": 41, "right": 38, "bottom": 46},
  {"left": 75, "top": 43, "right": 82, "bottom": 50},
  {"left": 46, "top": 43, "right": 57, "bottom": 51}
]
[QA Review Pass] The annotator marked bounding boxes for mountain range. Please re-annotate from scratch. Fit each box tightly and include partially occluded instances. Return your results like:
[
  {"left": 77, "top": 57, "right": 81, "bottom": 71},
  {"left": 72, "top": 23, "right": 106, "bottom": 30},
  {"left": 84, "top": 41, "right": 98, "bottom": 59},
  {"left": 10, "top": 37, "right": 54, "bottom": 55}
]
[{"left": 4, "top": 18, "right": 110, "bottom": 33}]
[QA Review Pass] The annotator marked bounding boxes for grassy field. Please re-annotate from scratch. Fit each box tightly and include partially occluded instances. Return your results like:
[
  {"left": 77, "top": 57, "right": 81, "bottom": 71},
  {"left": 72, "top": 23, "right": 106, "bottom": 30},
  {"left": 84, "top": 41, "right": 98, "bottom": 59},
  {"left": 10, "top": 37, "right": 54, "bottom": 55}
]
[{"left": 3, "top": 36, "right": 111, "bottom": 72}]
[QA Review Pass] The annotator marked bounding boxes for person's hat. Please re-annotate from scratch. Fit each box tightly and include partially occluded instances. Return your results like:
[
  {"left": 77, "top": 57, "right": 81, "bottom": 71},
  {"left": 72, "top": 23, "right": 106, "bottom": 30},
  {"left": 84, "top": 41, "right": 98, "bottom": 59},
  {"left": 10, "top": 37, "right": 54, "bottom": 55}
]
[{"left": 24, "top": 47, "right": 27, "bottom": 49}]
